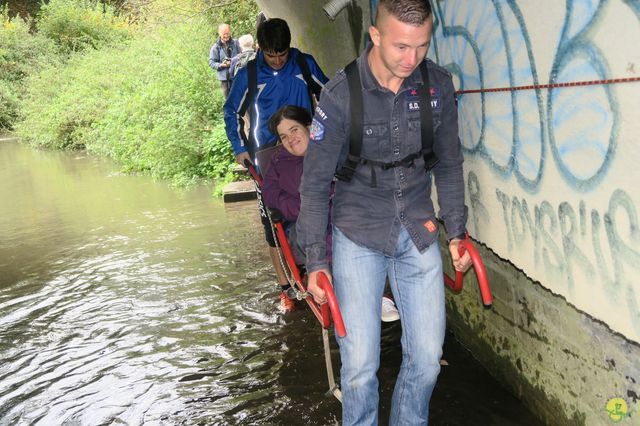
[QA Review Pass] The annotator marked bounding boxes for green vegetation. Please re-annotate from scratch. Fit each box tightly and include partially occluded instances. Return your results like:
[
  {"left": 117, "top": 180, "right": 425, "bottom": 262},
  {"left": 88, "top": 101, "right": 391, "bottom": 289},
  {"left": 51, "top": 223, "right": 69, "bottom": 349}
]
[
  {"left": 37, "top": 0, "right": 132, "bottom": 54},
  {"left": 0, "top": 7, "right": 59, "bottom": 129},
  {"left": 2, "top": 0, "right": 260, "bottom": 190}
]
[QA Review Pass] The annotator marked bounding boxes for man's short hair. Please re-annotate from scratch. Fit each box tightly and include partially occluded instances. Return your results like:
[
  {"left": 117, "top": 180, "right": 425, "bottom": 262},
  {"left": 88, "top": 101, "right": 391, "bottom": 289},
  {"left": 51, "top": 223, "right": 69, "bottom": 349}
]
[
  {"left": 238, "top": 34, "right": 254, "bottom": 51},
  {"left": 256, "top": 18, "right": 291, "bottom": 53},
  {"left": 377, "top": 0, "right": 432, "bottom": 26}
]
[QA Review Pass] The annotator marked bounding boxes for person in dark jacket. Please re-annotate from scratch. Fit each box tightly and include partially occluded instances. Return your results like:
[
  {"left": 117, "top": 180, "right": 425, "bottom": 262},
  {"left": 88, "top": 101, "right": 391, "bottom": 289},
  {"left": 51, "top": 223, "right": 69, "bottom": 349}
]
[
  {"left": 297, "top": 0, "right": 471, "bottom": 423},
  {"left": 208, "top": 23, "right": 241, "bottom": 98},
  {"left": 263, "top": 105, "right": 399, "bottom": 320},
  {"left": 262, "top": 106, "right": 311, "bottom": 266}
]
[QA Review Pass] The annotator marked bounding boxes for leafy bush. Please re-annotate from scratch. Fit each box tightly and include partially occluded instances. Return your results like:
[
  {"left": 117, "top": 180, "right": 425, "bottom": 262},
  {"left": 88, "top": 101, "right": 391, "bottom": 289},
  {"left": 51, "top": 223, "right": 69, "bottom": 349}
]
[
  {"left": 16, "top": 0, "right": 260, "bottom": 190},
  {"left": 0, "top": 80, "right": 20, "bottom": 130},
  {"left": 36, "top": 0, "right": 132, "bottom": 54},
  {"left": 0, "top": 7, "right": 59, "bottom": 129},
  {"left": 212, "top": 0, "right": 261, "bottom": 37},
  {"left": 16, "top": 49, "right": 117, "bottom": 148},
  {"left": 17, "top": 17, "right": 234, "bottom": 185}
]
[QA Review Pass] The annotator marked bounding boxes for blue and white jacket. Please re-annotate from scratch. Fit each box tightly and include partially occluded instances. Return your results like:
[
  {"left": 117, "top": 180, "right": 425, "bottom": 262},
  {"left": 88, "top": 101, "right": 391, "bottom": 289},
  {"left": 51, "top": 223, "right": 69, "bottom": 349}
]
[{"left": 223, "top": 48, "right": 328, "bottom": 159}]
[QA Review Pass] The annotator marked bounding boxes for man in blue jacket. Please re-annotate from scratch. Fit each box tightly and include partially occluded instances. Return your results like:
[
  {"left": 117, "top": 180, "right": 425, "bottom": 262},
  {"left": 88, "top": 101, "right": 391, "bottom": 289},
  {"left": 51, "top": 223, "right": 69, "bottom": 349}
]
[
  {"left": 209, "top": 23, "right": 241, "bottom": 99},
  {"left": 223, "top": 18, "right": 328, "bottom": 311}
]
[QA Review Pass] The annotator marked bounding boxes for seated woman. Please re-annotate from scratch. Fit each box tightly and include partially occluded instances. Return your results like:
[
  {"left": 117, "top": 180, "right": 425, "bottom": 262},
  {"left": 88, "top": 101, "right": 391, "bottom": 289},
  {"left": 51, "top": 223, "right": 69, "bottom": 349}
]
[
  {"left": 262, "top": 105, "right": 399, "bottom": 321},
  {"left": 262, "top": 106, "right": 314, "bottom": 270}
]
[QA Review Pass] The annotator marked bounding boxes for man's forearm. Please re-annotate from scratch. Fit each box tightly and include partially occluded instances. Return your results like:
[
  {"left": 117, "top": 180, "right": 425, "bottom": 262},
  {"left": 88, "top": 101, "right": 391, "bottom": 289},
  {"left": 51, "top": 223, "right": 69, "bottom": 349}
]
[
  {"left": 298, "top": 192, "right": 331, "bottom": 272},
  {"left": 434, "top": 161, "right": 467, "bottom": 238}
]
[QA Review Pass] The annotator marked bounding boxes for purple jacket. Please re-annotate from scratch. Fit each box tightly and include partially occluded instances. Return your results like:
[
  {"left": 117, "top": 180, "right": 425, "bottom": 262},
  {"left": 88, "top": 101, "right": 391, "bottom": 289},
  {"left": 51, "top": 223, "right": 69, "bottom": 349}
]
[
  {"left": 263, "top": 146, "right": 303, "bottom": 222},
  {"left": 263, "top": 145, "right": 333, "bottom": 260}
]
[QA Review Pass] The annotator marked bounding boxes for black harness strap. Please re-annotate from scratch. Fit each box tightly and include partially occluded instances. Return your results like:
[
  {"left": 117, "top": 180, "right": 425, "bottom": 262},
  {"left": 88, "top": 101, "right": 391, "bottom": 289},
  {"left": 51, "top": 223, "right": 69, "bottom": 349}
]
[
  {"left": 336, "top": 59, "right": 439, "bottom": 187},
  {"left": 238, "top": 58, "right": 258, "bottom": 154},
  {"left": 417, "top": 61, "right": 439, "bottom": 171},
  {"left": 296, "top": 53, "right": 323, "bottom": 105},
  {"left": 335, "top": 60, "right": 363, "bottom": 182}
]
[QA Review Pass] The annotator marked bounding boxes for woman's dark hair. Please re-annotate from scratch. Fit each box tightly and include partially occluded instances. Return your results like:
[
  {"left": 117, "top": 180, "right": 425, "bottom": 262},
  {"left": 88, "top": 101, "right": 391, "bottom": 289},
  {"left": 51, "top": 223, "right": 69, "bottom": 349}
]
[
  {"left": 257, "top": 18, "right": 291, "bottom": 53},
  {"left": 268, "top": 105, "right": 313, "bottom": 139}
]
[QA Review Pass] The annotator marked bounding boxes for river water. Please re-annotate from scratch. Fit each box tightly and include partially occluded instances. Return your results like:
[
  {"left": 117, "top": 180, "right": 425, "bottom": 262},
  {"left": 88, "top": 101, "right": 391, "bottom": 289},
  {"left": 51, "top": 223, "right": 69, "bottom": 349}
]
[{"left": 0, "top": 140, "right": 540, "bottom": 425}]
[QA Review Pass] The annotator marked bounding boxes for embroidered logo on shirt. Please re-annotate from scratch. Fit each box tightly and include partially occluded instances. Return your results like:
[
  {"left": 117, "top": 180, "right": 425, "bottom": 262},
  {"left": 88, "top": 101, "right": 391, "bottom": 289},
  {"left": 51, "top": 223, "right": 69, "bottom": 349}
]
[
  {"left": 310, "top": 118, "right": 325, "bottom": 141},
  {"left": 430, "top": 86, "right": 442, "bottom": 110},
  {"left": 407, "top": 87, "right": 442, "bottom": 111},
  {"left": 407, "top": 88, "right": 420, "bottom": 111},
  {"left": 424, "top": 220, "right": 437, "bottom": 233}
]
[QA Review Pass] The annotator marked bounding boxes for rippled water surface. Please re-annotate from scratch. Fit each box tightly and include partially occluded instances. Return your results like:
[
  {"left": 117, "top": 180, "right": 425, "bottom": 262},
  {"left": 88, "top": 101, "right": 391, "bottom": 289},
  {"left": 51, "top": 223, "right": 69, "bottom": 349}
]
[
  {"left": 0, "top": 140, "right": 542, "bottom": 426},
  {"left": 0, "top": 141, "right": 341, "bottom": 425}
]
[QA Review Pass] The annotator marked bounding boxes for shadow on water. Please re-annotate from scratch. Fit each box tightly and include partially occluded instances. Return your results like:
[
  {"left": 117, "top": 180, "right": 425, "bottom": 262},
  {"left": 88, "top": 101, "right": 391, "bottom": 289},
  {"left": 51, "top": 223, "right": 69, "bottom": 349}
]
[{"left": 0, "top": 141, "right": 541, "bottom": 425}]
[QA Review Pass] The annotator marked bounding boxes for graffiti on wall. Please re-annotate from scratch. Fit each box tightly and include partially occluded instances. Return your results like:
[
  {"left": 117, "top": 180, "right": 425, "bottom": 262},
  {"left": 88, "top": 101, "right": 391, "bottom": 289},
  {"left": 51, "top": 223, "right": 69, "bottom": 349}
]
[
  {"left": 432, "top": 0, "right": 640, "bottom": 340},
  {"left": 470, "top": 172, "right": 639, "bottom": 336},
  {"left": 430, "top": 0, "right": 625, "bottom": 193},
  {"left": 369, "top": 0, "right": 640, "bottom": 340}
]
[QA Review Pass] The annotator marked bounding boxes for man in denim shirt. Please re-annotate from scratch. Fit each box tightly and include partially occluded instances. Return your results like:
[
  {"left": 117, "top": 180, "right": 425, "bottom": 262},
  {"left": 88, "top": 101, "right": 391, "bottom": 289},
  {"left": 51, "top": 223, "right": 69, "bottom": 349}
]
[{"left": 297, "top": 0, "right": 471, "bottom": 424}]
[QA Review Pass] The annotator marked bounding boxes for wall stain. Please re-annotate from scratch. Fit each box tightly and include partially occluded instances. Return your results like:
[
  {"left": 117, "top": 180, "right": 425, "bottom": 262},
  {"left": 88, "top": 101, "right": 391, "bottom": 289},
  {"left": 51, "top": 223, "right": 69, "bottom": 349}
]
[{"left": 447, "top": 298, "right": 588, "bottom": 426}]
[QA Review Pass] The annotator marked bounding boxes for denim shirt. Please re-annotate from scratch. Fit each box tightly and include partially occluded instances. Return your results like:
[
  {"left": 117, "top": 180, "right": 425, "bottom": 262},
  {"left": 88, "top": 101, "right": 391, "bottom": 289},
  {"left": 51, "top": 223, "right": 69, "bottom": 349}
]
[
  {"left": 297, "top": 46, "right": 468, "bottom": 273},
  {"left": 209, "top": 38, "right": 241, "bottom": 82}
]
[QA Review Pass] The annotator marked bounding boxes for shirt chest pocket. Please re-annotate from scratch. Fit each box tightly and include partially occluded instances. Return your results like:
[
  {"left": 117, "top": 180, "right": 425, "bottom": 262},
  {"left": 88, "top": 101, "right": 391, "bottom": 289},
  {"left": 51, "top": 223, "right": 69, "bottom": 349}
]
[
  {"left": 361, "top": 121, "right": 389, "bottom": 160},
  {"left": 407, "top": 114, "right": 442, "bottom": 140}
]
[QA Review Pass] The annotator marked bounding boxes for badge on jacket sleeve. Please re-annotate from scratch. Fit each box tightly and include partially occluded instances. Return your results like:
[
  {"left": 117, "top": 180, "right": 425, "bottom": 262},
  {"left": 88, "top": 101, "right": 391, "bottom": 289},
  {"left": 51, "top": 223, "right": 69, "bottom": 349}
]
[{"left": 310, "top": 118, "right": 325, "bottom": 142}]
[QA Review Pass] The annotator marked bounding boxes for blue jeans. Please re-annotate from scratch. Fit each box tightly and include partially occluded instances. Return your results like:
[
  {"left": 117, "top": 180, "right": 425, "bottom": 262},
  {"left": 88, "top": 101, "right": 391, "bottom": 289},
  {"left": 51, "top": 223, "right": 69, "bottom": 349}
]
[{"left": 332, "top": 225, "right": 445, "bottom": 425}]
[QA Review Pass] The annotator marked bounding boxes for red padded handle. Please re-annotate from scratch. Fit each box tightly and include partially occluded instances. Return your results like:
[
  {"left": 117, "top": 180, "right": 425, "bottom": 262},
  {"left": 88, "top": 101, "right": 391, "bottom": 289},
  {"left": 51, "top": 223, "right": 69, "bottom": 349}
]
[
  {"left": 317, "top": 272, "right": 347, "bottom": 337},
  {"left": 444, "top": 238, "right": 493, "bottom": 308}
]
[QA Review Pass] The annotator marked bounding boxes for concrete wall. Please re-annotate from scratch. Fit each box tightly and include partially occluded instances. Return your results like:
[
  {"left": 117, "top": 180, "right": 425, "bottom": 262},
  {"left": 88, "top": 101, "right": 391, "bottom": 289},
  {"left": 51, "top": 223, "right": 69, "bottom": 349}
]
[
  {"left": 257, "top": 0, "right": 640, "bottom": 424},
  {"left": 256, "top": 0, "right": 368, "bottom": 77},
  {"left": 428, "top": 1, "right": 640, "bottom": 424}
]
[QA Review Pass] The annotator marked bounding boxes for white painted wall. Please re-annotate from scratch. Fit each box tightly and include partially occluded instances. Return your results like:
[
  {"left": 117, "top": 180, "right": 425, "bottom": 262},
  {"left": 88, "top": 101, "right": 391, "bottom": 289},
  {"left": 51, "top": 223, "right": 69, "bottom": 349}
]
[
  {"left": 259, "top": 0, "right": 640, "bottom": 344},
  {"left": 428, "top": 0, "right": 640, "bottom": 342}
]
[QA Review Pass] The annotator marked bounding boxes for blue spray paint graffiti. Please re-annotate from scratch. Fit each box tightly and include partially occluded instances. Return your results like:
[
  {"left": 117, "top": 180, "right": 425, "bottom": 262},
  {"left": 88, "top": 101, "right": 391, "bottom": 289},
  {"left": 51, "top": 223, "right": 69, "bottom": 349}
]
[
  {"left": 364, "top": 1, "right": 640, "bottom": 338},
  {"left": 369, "top": 0, "right": 639, "bottom": 193},
  {"left": 548, "top": 0, "right": 618, "bottom": 190},
  {"left": 490, "top": 180, "right": 640, "bottom": 336},
  {"left": 432, "top": 0, "right": 544, "bottom": 192}
]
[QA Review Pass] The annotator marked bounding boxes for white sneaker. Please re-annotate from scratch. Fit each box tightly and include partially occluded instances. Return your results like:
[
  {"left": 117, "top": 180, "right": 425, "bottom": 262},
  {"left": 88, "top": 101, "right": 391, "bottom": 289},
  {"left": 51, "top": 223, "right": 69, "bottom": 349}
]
[{"left": 381, "top": 296, "right": 400, "bottom": 322}]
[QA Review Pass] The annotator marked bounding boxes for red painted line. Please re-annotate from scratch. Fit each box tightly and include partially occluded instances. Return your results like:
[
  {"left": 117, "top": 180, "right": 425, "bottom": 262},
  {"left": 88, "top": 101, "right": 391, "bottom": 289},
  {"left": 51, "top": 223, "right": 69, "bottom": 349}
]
[{"left": 455, "top": 76, "right": 640, "bottom": 95}]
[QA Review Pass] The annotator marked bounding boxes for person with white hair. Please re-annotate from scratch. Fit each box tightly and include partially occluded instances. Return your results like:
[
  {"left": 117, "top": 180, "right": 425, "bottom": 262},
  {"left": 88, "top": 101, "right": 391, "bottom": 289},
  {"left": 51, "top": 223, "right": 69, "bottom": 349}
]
[{"left": 229, "top": 34, "right": 256, "bottom": 78}]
